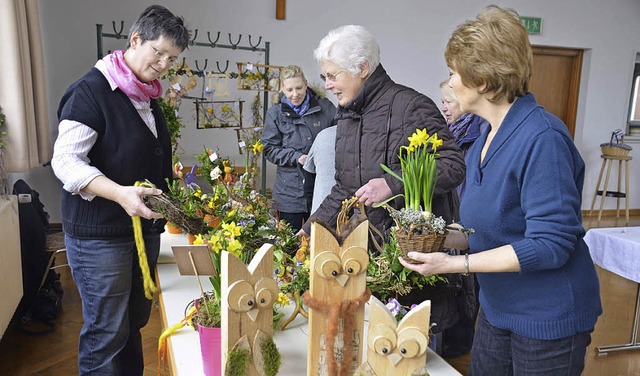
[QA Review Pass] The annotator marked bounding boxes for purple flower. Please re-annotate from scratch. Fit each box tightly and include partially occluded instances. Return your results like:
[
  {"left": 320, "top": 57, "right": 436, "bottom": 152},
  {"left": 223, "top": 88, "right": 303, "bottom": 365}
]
[
  {"left": 386, "top": 298, "right": 402, "bottom": 316},
  {"left": 185, "top": 164, "right": 198, "bottom": 189}
]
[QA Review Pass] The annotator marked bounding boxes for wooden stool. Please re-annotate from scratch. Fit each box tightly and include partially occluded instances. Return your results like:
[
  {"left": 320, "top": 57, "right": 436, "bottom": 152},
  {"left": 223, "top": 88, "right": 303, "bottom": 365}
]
[{"left": 588, "top": 154, "right": 632, "bottom": 227}]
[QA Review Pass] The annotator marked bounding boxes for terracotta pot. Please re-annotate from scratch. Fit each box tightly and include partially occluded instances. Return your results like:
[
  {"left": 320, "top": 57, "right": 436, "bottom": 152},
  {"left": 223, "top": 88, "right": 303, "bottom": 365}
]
[
  {"left": 187, "top": 233, "right": 197, "bottom": 244},
  {"left": 198, "top": 324, "right": 222, "bottom": 376},
  {"left": 204, "top": 215, "right": 222, "bottom": 228},
  {"left": 166, "top": 222, "right": 183, "bottom": 234}
]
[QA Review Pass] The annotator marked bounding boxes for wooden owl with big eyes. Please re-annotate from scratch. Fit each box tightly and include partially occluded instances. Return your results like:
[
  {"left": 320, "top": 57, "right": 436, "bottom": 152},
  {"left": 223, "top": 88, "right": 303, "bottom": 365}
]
[
  {"left": 306, "top": 220, "right": 370, "bottom": 376},
  {"left": 221, "top": 244, "right": 279, "bottom": 376},
  {"left": 356, "top": 296, "right": 431, "bottom": 376}
]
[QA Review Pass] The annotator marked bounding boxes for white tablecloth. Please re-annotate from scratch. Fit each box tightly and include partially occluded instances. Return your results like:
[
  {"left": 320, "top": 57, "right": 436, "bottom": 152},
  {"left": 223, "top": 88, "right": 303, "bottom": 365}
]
[
  {"left": 157, "top": 232, "right": 461, "bottom": 375},
  {"left": 584, "top": 227, "right": 640, "bottom": 283}
]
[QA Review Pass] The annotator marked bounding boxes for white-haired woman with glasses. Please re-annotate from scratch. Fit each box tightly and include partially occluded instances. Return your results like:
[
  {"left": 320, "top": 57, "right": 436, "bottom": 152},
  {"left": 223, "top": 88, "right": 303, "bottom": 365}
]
[
  {"left": 261, "top": 65, "right": 336, "bottom": 232},
  {"left": 52, "top": 5, "right": 190, "bottom": 374},
  {"left": 299, "top": 25, "right": 466, "bottom": 340}
]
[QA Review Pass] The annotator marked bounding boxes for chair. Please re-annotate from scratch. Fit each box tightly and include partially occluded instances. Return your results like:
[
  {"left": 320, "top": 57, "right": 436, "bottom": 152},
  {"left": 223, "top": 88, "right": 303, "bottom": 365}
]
[
  {"left": 39, "top": 231, "right": 69, "bottom": 290},
  {"left": 588, "top": 154, "right": 632, "bottom": 227}
]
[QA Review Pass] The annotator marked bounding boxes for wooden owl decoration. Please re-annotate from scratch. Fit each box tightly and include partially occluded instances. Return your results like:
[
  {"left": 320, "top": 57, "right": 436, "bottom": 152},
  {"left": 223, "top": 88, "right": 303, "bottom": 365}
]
[
  {"left": 221, "top": 243, "right": 279, "bottom": 376},
  {"left": 356, "top": 296, "right": 431, "bottom": 376},
  {"left": 305, "top": 220, "right": 370, "bottom": 376}
]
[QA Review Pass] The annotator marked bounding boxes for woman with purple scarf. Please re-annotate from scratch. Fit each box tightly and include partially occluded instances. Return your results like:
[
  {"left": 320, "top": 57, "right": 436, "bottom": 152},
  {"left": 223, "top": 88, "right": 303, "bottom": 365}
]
[
  {"left": 262, "top": 65, "right": 336, "bottom": 232},
  {"left": 440, "top": 79, "right": 489, "bottom": 198},
  {"left": 52, "top": 6, "right": 190, "bottom": 374}
]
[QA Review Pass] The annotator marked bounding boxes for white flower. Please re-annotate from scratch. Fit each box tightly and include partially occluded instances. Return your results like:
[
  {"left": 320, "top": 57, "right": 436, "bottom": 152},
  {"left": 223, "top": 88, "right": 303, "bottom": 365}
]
[
  {"left": 209, "top": 152, "right": 218, "bottom": 162},
  {"left": 210, "top": 166, "right": 222, "bottom": 180}
]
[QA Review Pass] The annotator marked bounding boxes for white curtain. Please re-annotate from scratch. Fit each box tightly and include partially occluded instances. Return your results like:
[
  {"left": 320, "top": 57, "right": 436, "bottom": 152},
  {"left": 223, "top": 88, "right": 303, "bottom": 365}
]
[{"left": 0, "top": 0, "right": 50, "bottom": 172}]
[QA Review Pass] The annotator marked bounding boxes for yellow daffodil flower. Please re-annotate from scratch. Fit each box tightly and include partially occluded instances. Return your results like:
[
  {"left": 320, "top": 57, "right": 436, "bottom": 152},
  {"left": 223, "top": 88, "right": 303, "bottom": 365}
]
[
  {"left": 192, "top": 234, "right": 206, "bottom": 245},
  {"left": 222, "top": 222, "right": 242, "bottom": 237},
  {"left": 431, "top": 133, "right": 443, "bottom": 151},
  {"left": 276, "top": 292, "right": 290, "bottom": 306},
  {"left": 408, "top": 128, "right": 429, "bottom": 150},
  {"left": 252, "top": 141, "right": 264, "bottom": 154},
  {"left": 226, "top": 239, "right": 243, "bottom": 257}
]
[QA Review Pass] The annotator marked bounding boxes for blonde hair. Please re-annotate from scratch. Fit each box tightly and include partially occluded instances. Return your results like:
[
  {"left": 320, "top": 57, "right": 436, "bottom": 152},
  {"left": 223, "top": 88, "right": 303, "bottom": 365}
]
[
  {"left": 444, "top": 5, "right": 532, "bottom": 103},
  {"left": 440, "top": 78, "right": 456, "bottom": 100},
  {"left": 280, "top": 65, "right": 306, "bottom": 82}
]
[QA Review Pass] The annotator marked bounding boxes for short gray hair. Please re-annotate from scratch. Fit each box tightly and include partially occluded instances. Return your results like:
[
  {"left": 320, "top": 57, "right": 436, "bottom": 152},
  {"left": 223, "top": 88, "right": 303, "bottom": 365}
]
[
  {"left": 126, "top": 5, "right": 191, "bottom": 51},
  {"left": 313, "top": 25, "right": 380, "bottom": 78}
]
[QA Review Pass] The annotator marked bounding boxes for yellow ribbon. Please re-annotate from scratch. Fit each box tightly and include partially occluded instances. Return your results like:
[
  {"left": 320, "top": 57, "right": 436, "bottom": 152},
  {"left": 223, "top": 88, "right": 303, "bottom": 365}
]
[{"left": 133, "top": 181, "right": 158, "bottom": 300}]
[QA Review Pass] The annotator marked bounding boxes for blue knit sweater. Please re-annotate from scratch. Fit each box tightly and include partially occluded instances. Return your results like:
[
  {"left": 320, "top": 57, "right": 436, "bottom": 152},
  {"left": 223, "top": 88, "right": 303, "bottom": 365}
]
[{"left": 460, "top": 93, "right": 602, "bottom": 340}]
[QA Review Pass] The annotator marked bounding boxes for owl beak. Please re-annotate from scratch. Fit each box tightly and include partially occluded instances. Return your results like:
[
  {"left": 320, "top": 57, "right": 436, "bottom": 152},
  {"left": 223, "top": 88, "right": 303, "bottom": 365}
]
[
  {"left": 246, "top": 307, "right": 260, "bottom": 322},
  {"left": 387, "top": 353, "right": 402, "bottom": 366},
  {"left": 335, "top": 274, "right": 348, "bottom": 286}
]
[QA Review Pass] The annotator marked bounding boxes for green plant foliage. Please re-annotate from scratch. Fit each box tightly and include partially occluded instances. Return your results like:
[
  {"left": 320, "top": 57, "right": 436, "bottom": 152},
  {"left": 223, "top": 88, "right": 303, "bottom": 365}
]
[
  {"left": 195, "top": 296, "right": 222, "bottom": 328},
  {"left": 158, "top": 97, "right": 183, "bottom": 161},
  {"left": 366, "top": 229, "right": 447, "bottom": 301}
]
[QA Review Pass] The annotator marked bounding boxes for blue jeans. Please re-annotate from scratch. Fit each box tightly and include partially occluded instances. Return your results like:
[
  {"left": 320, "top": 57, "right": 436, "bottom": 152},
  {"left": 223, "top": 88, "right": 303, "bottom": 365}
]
[
  {"left": 470, "top": 310, "right": 592, "bottom": 376},
  {"left": 65, "top": 234, "right": 160, "bottom": 376}
]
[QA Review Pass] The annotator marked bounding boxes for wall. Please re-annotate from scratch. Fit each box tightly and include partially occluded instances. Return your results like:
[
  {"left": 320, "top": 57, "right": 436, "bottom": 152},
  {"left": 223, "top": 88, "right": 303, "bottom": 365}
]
[{"left": 15, "top": 0, "right": 640, "bottom": 223}]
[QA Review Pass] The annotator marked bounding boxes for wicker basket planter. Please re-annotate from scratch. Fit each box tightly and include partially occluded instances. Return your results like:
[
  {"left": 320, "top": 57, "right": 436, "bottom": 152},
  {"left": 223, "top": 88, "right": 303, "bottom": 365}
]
[
  {"left": 395, "top": 227, "right": 448, "bottom": 264},
  {"left": 600, "top": 131, "right": 632, "bottom": 157},
  {"left": 600, "top": 143, "right": 632, "bottom": 157}
]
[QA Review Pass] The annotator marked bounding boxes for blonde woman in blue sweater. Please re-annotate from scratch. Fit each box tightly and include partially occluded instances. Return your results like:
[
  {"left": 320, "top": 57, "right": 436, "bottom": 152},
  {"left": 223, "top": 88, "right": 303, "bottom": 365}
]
[{"left": 400, "top": 5, "right": 601, "bottom": 375}]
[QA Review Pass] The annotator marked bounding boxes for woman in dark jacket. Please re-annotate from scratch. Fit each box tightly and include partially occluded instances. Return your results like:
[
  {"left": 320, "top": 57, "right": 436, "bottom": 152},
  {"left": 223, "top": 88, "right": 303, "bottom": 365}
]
[
  {"left": 262, "top": 65, "right": 336, "bottom": 232},
  {"left": 301, "top": 24, "right": 466, "bottom": 338}
]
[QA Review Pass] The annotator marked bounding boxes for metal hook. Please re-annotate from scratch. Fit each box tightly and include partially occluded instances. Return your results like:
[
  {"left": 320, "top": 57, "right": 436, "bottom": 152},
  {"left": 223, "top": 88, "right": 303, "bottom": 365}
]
[
  {"left": 228, "top": 33, "right": 242, "bottom": 49},
  {"left": 215, "top": 60, "right": 230, "bottom": 74},
  {"left": 207, "top": 31, "right": 220, "bottom": 47},
  {"left": 194, "top": 59, "right": 209, "bottom": 73},
  {"left": 190, "top": 29, "right": 199, "bottom": 45},
  {"left": 177, "top": 57, "right": 187, "bottom": 70},
  {"left": 248, "top": 35, "right": 263, "bottom": 50},
  {"left": 112, "top": 21, "right": 124, "bottom": 38}
]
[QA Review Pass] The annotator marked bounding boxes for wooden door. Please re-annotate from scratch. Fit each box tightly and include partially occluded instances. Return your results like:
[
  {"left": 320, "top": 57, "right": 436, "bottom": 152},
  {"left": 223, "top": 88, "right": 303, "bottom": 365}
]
[{"left": 530, "top": 46, "right": 583, "bottom": 137}]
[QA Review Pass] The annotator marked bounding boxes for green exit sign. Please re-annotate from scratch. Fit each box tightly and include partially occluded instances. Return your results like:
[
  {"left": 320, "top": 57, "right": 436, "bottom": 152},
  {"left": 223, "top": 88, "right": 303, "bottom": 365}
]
[{"left": 520, "top": 16, "right": 542, "bottom": 34}]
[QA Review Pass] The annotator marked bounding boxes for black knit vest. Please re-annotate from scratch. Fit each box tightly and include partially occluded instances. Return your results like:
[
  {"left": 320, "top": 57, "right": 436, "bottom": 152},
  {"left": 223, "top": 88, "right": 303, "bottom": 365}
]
[{"left": 57, "top": 68, "right": 171, "bottom": 238}]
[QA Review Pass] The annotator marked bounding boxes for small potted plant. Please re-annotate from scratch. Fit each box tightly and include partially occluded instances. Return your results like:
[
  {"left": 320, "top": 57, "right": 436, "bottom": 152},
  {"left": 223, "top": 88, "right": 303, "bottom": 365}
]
[{"left": 376, "top": 128, "right": 448, "bottom": 263}]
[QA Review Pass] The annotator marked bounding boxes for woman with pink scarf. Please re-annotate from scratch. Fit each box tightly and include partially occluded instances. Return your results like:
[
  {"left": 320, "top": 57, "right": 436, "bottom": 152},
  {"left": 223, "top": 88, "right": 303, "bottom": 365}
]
[{"left": 51, "top": 5, "right": 190, "bottom": 375}]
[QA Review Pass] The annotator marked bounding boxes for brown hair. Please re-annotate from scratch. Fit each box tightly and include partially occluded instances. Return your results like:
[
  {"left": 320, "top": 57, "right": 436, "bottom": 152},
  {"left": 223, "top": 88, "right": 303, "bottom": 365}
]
[{"left": 444, "top": 5, "right": 532, "bottom": 103}]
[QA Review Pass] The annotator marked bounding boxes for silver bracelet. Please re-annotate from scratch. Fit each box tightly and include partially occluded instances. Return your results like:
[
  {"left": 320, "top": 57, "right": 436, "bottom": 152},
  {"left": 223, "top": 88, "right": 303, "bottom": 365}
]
[{"left": 461, "top": 253, "right": 470, "bottom": 276}]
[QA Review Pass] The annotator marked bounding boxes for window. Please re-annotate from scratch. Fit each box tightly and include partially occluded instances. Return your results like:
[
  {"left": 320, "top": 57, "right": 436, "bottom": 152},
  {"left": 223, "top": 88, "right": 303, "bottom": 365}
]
[{"left": 627, "top": 53, "right": 640, "bottom": 136}]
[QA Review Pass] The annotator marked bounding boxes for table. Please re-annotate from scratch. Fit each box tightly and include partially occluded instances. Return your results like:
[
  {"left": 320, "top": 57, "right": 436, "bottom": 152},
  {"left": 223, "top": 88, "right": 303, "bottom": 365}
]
[
  {"left": 157, "top": 232, "right": 461, "bottom": 375},
  {"left": 584, "top": 226, "right": 640, "bottom": 355}
]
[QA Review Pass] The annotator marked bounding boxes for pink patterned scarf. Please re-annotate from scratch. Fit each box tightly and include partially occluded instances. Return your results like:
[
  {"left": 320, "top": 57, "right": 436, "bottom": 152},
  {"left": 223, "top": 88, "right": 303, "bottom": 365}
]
[{"left": 102, "top": 50, "right": 162, "bottom": 102}]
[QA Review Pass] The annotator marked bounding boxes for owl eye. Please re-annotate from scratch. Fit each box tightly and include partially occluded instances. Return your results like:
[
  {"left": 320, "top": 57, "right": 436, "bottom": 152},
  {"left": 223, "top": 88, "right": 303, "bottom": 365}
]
[
  {"left": 397, "top": 328, "right": 428, "bottom": 358},
  {"left": 313, "top": 251, "right": 342, "bottom": 279},
  {"left": 341, "top": 246, "right": 368, "bottom": 276},
  {"left": 368, "top": 324, "right": 397, "bottom": 356},
  {"left": 227, "top": 280, "right": 256, "bottom": 312},
  {"left": 254, "top": 277, "right": 279, "bottom": 308}
]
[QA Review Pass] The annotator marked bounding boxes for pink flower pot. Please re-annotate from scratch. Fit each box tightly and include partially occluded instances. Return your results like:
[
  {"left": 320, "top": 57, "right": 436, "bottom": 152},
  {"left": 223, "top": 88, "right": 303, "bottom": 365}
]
[{"left": 198, "top": 324, "right": 222, "bottom": 376}]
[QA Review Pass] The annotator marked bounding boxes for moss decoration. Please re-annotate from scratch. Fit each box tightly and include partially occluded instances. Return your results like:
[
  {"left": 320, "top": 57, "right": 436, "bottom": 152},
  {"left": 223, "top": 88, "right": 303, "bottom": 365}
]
[
  {"left": 260, "top": 336, "right": 281, "bottom": 376},
  {"left": 225, "top": 347, "right": 250, "bottom": 376}
]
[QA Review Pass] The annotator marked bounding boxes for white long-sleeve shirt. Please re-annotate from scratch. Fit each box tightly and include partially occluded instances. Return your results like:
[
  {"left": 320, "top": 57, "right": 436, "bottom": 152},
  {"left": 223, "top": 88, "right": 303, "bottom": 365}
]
[{"left": 51, "top": 59, "right": 159, "bottom": 200}]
